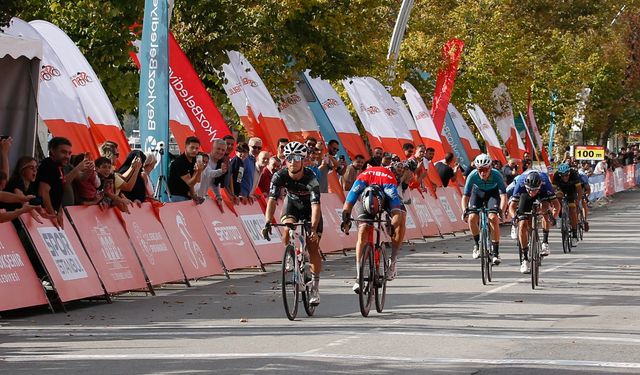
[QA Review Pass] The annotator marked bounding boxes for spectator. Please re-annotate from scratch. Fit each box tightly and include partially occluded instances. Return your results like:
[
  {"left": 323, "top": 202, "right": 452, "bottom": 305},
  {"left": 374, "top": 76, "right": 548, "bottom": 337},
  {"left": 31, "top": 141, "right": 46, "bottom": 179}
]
[
  {"left": 327, "top": 139, "right": 346, "bottom": 175},
  {"left": 522, "top": 151, "right": 532, "bottom": 166},
  {"left": 197, "top": 152, "right": 210, "bottom": 167},
  {"left": 305, "top": 136, "right": 318, "bottom": 153},
  {"left": 2, "top": 156, "right": 38, "bottom": 211},
  {"left": 240, "top": 137, "right": 263, "bottom": 199},
  {"left": 95, "top": 157, "right": 132, "bottom": 213},
  {"left": 258, "top": 156, "right": 281, "bottom": 198},
  {"left": 593, "top": 156, "right": 608, "bottom": 175},
  {"left": 306, "top": 148, "right": 322, "bottom": 179},
  {"left": 168, "top": 136, "right": 204, "bottom": 202},
  {"left": 580, "top": 161, "right": 594, "bottom": 176},
  {"left": 71, "top": 153, "right": 101, "bottom": 205},
  {"left": 118, "top": 151, "right": 146, "bottom": 204},
  {"left": 196, "top": 138, "right": 228, "bottom": 201},
  {"left": 317, "top": 139, "right": 344, "bottom": 193},
  {"left": 37, "top": 137, "right": 88, "bottom": 229},
  {"left": 228, "top": 142, "right": 249, "bottom": 200},
  {"left": 381, "top": 152, "right": 393, "bottom": 167},
  {"left": 341, "top": 154, "right": 365, "bottom": 191},
  {"left": 502, "top": 159, "right": 519, "bottom": 185},
  {"left": 364, "top": 147, "right": 383, "bottom": 169},
  {"left": 435, "top": 152, "right": 458, "bottom": 187},
  {"left": 276, "top": 137, "right": 289, "bottom": 166},
  {"left": 0, "top": 136, "right": 12, "bottom": 178},
  {"left": 223, "top": 135, "right": 236, "bottom": 158},
  {"left": 142, "top": 151, "right": 158, "bottom": 198},
  {"left": 250, "top": 150, "right": 271, "bottom": 198},
  {"left": 99, "top": 140, "right": 120, "bottom": 166},
  {"left": 0, "top": 175, "right": 38, "bottom": 223}
]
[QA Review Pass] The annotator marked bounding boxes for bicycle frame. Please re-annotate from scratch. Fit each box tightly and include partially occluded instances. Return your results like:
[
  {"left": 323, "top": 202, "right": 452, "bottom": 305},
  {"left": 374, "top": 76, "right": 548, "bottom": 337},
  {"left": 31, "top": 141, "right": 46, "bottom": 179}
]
[{"left": 478, "top": 207, "right": 492, "bottom": 285}]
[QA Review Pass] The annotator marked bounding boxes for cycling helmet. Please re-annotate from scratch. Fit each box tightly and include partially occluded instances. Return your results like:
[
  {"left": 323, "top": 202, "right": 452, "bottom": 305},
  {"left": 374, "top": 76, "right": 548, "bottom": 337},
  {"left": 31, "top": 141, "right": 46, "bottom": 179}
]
[
  {"left": 474, "top": 153, "right": 492, "bottom": 168},
  {"left": 557, "top": 163, "right": 571, "bottom": 174},
  {"left": 361, "top": 185, "right": 384, "bottom": 216},
  {"left": 282, "top": 141, "right": 308, "bottom": 158},
  {"left": 524, "top": 171, "right": 542, "bottom": 189}
]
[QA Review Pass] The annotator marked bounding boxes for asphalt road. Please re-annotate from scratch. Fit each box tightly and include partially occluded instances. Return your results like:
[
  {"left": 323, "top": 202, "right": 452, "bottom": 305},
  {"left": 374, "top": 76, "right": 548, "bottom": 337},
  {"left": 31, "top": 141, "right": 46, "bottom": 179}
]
[{"left": 2, "top": 190, "right": 640, "bottom": 374}]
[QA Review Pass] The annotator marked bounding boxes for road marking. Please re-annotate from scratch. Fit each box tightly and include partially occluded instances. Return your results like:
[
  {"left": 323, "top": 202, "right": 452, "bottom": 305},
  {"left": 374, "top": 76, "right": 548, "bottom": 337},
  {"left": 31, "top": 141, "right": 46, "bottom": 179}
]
[
  {"left": 2, "top": 352, "right": 640, "bottom": 369},
  {"left": 470, "top": 258, "right": 580, "bottom": 299}
]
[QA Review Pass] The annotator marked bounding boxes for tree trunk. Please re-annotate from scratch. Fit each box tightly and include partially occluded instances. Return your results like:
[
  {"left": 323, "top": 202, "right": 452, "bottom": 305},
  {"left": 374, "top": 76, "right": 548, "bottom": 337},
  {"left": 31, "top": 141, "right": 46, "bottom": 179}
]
[{"left": 598, "top": 115, "right": 616, "bottom": 146}]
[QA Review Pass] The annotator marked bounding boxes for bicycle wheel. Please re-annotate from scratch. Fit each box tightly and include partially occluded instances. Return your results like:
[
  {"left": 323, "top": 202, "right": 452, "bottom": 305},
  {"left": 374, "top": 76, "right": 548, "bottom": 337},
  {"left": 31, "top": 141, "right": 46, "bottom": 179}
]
[
  {"left": 301, "top": 255, "right": 316, "bottom": 317},
  {"left": 530, "top": 231, "right": 538, "bottom": 289},
  {"left": 358, "top": 244, "right": 374, "bottom": 317},
  {"left": 485, "top": 225, "right": 493, "bottom": 283},
  {"left": 281, "top": 245, "right": 299, "bottom": 321},
  {"left": 375, "top": 245, "right": 388, "bottom": 313},
  {"left": 561, "top": 213, "right": 570, "bottom": 254}
]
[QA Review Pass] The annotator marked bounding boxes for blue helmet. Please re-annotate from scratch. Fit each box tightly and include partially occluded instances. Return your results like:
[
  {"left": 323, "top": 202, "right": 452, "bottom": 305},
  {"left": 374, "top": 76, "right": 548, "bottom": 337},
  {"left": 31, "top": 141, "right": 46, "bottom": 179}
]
[{"left": 557, "top": 163, "right": 571, "bottom": 174}]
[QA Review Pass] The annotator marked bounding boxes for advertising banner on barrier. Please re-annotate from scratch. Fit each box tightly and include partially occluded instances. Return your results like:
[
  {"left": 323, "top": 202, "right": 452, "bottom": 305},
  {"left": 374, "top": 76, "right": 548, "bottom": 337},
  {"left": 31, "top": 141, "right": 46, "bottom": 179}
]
[
  {"left": 235, "top": 201, "right": 283, "bottom": 264},
  {"left": 403, "top": 202, "right": 423, "bottom": 241},
  {"left": 424, "top": 193, "right": 455, "bottom": 235},
  {"left": 66, "top": 206, "right": 147, "bottom": 294},
  {"left": 21, "top": 214, "right": 104, "bottom": 303},
  {"left": 159, "top": 202, "right": 225, "bottom": 279},
  {"left": 409, "top": 191, "right": 440, "bottom": 237},
  {"left": 624, "top": 165, "right": 636, "bottom": 190},
  {"left": 588, "top": 174, "right": 606, "bottom": 201},
  {"left": 605, "top": 171, "right": 615, "bottom": 197},
  {"left": 118, "top": 203, "right": 185, "bottom": 286},
  {"left": 322, "top": 193, "right": 358, "bottom": 249},
  {"left": 0, "top": 219, "right": 49, "bottom": 311},
  {"left": 196, "top": 200, "right": 262, "bottom": 271},
  {"left": 440, "top": 187, "right": 467, "bottom": 232},
  {"left": 637, "top": 165, "right": 640, "bottom": 185},
  {"left": 614, "top": 167, "right": 625, "bottom": 193}
]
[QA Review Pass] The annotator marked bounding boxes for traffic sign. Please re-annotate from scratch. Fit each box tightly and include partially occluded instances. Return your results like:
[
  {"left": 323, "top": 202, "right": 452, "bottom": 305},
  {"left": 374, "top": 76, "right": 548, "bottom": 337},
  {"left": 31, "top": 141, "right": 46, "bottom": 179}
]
[{"left": 574, "top": 145, "right": 605, "bottom": 160}]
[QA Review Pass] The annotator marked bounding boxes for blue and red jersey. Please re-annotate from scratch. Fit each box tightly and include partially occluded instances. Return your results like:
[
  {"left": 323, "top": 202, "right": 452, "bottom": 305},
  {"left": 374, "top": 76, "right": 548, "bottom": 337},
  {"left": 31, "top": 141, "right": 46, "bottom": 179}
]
[{"left": 345, "top": 167, "right": 402, "bottom": 209}]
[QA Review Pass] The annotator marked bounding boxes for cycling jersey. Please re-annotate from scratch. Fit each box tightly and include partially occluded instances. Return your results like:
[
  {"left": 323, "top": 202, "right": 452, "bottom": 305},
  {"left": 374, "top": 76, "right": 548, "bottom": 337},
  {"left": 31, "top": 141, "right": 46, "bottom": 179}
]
[
  {"left": 346, "top": 166, "right": 403, "bottom": 210},
  {"left": 511, "top": 170, "right": 556, "bottom": 199},
  {"left": 269, "top": 167, "right": 321, "bottom": 205},
  {"left": 552, "top": 169, "right": 581, "bottom": 194},
  {"left": 463, "top": 169, "right": 507, "bottom": 196}
]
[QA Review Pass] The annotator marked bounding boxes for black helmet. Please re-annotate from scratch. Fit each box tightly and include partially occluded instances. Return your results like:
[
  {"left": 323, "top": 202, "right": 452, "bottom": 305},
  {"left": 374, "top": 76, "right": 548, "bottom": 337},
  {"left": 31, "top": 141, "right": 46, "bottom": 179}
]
[
  {"left": 524, "top": 171, "right": 542, "bottom": 189},
  {"left": 361, "top": 185, "right": 384, "bottom": 216}
]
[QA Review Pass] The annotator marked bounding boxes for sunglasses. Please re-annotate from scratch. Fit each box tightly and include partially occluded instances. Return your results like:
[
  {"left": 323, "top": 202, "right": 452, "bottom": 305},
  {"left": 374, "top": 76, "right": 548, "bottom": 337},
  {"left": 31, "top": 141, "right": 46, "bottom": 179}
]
[
  {"left": 306, "top": 143, "right": 317, "bottom": 147},
  {"left": 478, "top": 167, "right": 491, "bottom": 173},
  {"left": 251, "top": 145, "right": 262, "bottom": 150},
  {"left": 526, "top": 187, "right": 540, "bottom": 193},
  {"left": 286, "top": 155, "right": 305, "bottom": 162}
]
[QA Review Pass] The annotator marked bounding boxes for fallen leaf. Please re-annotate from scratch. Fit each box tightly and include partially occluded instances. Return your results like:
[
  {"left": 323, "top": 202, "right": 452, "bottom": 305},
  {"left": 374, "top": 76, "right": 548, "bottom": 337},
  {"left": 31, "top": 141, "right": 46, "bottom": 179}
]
[
  {"left": 514, "top": 300, "right": 523, "bottom": 303},
  {"left": 240, "top": 318, "right": 248, "bottom": 323}
]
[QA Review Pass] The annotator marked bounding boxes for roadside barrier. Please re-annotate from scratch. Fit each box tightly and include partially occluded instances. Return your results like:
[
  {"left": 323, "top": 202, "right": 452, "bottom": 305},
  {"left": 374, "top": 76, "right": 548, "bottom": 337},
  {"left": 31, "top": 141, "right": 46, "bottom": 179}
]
[
  {"left": 0, "top": 215, "right": 48, "bottom": 311},
  {"left": 3, "top": 173, "right": 638, "bottom": 312}
]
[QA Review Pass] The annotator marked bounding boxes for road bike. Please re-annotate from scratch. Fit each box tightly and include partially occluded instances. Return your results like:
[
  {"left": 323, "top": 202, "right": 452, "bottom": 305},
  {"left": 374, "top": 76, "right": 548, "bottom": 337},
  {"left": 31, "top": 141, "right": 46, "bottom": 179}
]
[
  {"left": 478, "top": 207, "right": 493, "bottom": 285},
  {"left": 352, "top": 214, "right": 391, "bottom": 317},
  {"left": 560, "top": 197, "right": 573, "bottom": 253},
  {"left": 520, "top": 200, "right": 544, "bottom": 289},
  {"left": 270, "top": 221, "right": 315, "bottom": 321}
]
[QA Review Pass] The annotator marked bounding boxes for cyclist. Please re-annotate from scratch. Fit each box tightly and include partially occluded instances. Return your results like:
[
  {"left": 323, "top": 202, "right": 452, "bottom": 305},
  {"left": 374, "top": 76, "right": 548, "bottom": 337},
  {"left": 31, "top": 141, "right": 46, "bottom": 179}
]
[
  {"left": 577, "top": 168, "right": 591, "bottom": 232},
  {"left": 341, "top": 161, "right": 407, "bottom": 293},
  {"left": 262, "top": 141, "right": 323, "bottom": 305},
  {"left": 461, "top": 154, "right": 507, "bottom": 265},
  {"left": 552, "top": 163, "right": 584, "bottom": 240},
  {"left": 508, "top": 171, "right": 559, "bottom": 273}
]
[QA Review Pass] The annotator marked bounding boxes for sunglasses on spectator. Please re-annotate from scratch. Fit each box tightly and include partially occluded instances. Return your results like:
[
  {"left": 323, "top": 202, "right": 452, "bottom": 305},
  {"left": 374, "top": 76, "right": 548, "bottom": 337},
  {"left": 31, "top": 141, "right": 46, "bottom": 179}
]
[
  {"left": 306, "top": 142, "right": 317, "bottom": 147},
  {"left": 251, "top": 145, "right": 262, "bottom": 150},
  {"left": 286, "top": 155, "right": 305, "bottom": 162}
]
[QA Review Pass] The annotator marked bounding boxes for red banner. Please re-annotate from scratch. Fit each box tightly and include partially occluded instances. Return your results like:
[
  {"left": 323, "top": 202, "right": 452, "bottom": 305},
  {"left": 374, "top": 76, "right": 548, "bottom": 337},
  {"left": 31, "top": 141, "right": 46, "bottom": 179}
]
[
  {"left": 431, "top": 38, "right": 464, "bottom": 134},
  {"left": 408, "top": 190, "right": 440, "bottom": 237},
  {"left": 168, "top": 33, "right": 231, "bottom": 151},
  {"left": 66, "top": 206, "right": 148, "bottom": 294},
  {"left": 117, "top": 202, "right": 186, "bottom": 286},
  {"left": 21, "top": 213, "right": 105, "bottom": 303},
  {"left": 0, "top": 218, "right": 49, "bottom": 311},
  {"left": 159, "top": 201, "right": 225, "bottom": 279}
]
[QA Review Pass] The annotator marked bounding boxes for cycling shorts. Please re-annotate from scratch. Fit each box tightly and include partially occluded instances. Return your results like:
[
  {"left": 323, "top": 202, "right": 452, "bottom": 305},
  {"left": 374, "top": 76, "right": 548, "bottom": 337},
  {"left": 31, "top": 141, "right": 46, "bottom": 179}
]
[
  {"left": 353, "top": 198, "right": 406, "bottom": 221},
  {"left": 280, "top": 195, "right": 323, "bottom": 235},
  {"left": 468, "top": 187, "right": 501, "bottom": 214}
]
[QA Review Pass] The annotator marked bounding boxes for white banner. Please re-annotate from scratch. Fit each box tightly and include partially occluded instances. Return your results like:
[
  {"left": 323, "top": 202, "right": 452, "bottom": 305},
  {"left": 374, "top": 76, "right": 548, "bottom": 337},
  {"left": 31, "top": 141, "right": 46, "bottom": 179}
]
[
  {"left": 467, "top": 104, "right": 503, "bottom": 150},
  {"left": 303, "top": 71, "right": 361, "bottom": 136},
  {"left": 240, "top": 214, "right": 281, "bottom": 246},
  {"left": 447, "top": 104, "right": 481, "bottom": 152},
  {"left": 279, "top": 87, "right": 322, "bottom": 133},
  {"left": 227, "top": 51, "right": 281, "bottom": 119},
  {"left": 37, "top": 227, "right": 88, "bottom": 281},
  {"left": 401, "top": 81, "right": 442, "bottom": 144}
]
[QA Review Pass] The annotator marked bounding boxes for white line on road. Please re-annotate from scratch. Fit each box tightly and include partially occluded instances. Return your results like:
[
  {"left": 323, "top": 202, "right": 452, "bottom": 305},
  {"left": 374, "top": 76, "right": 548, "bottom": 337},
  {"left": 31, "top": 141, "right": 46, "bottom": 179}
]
[
  {"left": 470, "top": 258, "right": 580, "bottom": 299},
  {"left": 2, "top": 352, "right": 640, "bottom": 369}
]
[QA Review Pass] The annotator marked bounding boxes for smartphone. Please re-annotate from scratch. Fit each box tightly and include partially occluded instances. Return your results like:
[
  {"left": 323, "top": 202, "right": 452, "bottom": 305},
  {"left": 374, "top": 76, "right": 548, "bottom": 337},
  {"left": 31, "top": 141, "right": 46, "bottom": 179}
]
[
  {"left": 29, "top": 197, "right": 43, "bottom": 206},
  {"left": 339, "top": 155, "right": 345, "bottom": 161},
  {"left": 196, "top": 155, "right": 203, "bottom": 164}
]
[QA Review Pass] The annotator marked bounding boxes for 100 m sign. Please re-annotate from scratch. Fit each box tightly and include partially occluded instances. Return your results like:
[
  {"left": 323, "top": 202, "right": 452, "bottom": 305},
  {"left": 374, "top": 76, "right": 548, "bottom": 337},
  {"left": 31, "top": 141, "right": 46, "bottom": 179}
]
[{"left": 574, "top": 146, "right": 605, "bottom": 161}]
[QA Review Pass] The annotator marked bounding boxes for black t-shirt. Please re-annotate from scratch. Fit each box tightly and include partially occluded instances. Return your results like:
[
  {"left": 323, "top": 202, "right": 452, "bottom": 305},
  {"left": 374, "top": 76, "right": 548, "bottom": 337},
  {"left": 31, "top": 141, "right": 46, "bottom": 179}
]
[
  {"left": 168, "top": 153, "right": 195, "bottom": 198},
  {"left": 1, "top": 178, "right": 37, "bottom": 211},
  {"left": 36, "top": 157, "right": 64, "bottom": 212},
  {"left": 435, "top": 162, "right": 454, "bottom": 187},
  {"left": 502, "top": 165, "right": 517, "bottom": 185},
  {"left": 269, "top": 168, "right": 321, "bottom": 205}
]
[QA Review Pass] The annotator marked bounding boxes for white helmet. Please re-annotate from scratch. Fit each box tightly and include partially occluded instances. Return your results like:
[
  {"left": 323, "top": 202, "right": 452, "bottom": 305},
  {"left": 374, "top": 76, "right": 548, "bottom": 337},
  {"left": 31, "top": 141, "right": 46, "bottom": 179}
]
[
  {"left": 474, "top": 153, "right": 492, "bottom": 168},
  {"left": 283, "top": 141, "right": 308, "bottom": 158}
]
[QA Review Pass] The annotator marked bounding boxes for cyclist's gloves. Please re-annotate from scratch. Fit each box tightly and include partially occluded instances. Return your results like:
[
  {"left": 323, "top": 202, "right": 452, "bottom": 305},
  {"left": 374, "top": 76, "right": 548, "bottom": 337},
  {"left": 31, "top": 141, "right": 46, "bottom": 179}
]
[
  {"left": 262, "top": 222, "right": 272, "bottom": 241},
  {"left": 340, "top": 210, "right": 352, "bottom": 235},
  {"left": 462, "top": 208, "right": 471, "bottom": 223}
]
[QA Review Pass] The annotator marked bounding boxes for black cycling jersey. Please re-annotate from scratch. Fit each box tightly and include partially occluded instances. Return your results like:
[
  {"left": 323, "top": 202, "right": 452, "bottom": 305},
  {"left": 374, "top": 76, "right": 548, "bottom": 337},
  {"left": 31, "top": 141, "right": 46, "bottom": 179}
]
[
  {"left": 552, "top": 169, "right": 581, "bottom": 196},
  {"left": 268, "top": 167, "right": 321, "bottom": 205}
]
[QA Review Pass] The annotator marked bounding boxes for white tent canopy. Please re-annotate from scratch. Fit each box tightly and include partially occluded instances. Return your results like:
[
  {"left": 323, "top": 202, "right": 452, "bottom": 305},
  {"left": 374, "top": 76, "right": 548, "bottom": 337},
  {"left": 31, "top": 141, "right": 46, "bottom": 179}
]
[{"left": 0, "top": 32, "right": 42, "bottom": 160}]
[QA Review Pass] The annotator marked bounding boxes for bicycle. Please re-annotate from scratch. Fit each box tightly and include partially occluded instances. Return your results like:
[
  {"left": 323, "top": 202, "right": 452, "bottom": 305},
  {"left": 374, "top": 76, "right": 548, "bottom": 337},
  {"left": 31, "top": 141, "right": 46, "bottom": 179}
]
[
  {"left": 560, "top": 198, "right": 573, "bottom": 254},
  {"left": 477, "top": 207, "right": 493, "bottom": 285},
  {"left": 268, "top": 221, "right": 315, "bottom": 321},
  {"left": 577, "top": 198, "right": 586, "bottom": 241},
  {"left": 519, "top": 200, "right": 544, "bottom": 289},
  {"left": 352, "top": 213, "right": 391, "bottom": 317}
]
